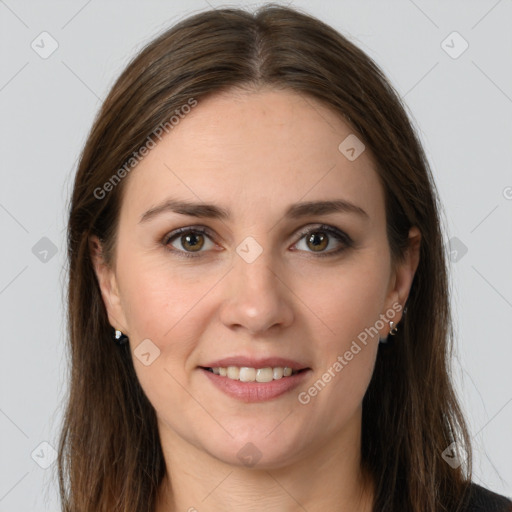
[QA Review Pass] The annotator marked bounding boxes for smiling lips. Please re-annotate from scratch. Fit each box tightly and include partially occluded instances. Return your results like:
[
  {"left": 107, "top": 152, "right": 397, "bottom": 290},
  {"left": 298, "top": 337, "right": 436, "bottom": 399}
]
[
  {"left": 203, "top": 365, "right": 300, "bottom": 382},
  {"left": 201, "top": 356, "right": 309, "bottom": 371},
  {"left": 199, "top": 356, "right": 311, "bottom": 401},
  {"left": 200, "top": 356, "right": 309, "bottom": 382}
]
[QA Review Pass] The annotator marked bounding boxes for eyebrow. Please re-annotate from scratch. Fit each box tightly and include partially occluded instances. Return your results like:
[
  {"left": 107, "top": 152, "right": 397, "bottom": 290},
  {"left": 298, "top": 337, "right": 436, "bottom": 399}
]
[{"left": 139, "top": 198, "right": 369, "bottom": 224}]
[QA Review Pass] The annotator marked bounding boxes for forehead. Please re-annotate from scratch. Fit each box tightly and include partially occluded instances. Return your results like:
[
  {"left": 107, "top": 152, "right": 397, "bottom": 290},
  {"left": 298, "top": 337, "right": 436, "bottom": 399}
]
[{"left": 119, "top": 88, "right": 384, "bottom": 225}]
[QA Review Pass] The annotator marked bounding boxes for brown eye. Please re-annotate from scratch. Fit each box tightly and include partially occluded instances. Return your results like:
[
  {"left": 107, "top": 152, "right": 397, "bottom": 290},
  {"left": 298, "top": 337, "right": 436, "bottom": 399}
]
[
  {"left": 180, "top": 232, "right": 205, "bottom": 252},
  {"left": 305, "top": 231, "right": 329, "bottom": 252},
  {"left": 293, "top": 225, "right": 353, "bottom": 257},
  {"left": 164, "top": 227, "right": 215, "bottom": 257}
]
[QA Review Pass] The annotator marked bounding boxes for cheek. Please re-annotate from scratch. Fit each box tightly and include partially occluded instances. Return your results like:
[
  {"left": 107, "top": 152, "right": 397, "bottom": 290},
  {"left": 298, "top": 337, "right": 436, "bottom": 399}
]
[
  {"left": 298, "top": 274, "right": 385, "bottom": 434},
  {"left": 118, "top": 260, "right": 212, "bottom": 414},
  {"left": 294, "top": 248, "right": 388, "bottom": 411},
  {"left": 117, "top": 250, "right": 208, "bottom": 341},
  {"left": 304, "top": 249, "right": 391, "bottom": 346}
]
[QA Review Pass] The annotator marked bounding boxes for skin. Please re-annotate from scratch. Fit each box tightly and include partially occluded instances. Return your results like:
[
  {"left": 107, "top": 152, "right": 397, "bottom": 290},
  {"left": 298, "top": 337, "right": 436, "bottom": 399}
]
[{"left": 90, "top": 87, "right": 421, "bottom": 512}]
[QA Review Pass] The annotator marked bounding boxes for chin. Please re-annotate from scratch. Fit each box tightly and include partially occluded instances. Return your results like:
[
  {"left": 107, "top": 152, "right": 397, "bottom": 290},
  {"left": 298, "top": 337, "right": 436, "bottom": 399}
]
[{"left": 202, "top": 431, "right": 305, "bottom": 470}]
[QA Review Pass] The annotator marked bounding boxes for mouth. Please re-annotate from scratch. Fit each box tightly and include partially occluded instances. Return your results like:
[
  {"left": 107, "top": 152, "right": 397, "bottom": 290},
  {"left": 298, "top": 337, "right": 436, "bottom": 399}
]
[
  {"left": 199, "top": 366, "right": 309, "bottom": 382},
  {"left": 199, "top": 365, "right": 312, "bottom": 402}
]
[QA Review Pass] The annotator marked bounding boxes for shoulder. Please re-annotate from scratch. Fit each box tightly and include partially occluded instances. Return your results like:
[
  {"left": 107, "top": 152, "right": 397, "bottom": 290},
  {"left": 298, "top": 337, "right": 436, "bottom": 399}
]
[{"left": 460, "top": 482, "right": 512, "bottom": 512}]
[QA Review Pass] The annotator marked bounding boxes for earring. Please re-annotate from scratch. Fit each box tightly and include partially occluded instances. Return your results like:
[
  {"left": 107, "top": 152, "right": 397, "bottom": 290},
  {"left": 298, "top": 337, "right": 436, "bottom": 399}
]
[
  {"left": 113, "top": 328, "right": 129, "bottom": 345},
  {"left": 379, "top": 320, "right": 399, "bottom": 344}
]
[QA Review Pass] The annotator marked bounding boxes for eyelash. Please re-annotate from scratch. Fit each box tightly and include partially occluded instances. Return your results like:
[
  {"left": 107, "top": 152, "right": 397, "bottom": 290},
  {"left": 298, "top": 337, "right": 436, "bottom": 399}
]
[{"left": 162, "top": 224, "right": 353, "bottom": 259}]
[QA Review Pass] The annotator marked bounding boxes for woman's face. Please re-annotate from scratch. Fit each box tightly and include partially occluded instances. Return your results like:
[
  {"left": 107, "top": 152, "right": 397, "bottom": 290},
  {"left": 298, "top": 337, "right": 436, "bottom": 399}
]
[{"left": 92, "top": 88, "right": 419, "bottom": 469}]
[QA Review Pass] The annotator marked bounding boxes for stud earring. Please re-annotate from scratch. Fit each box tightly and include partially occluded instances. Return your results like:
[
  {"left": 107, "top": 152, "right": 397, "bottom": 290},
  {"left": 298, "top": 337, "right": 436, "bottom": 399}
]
[{"left": 113, "top": 328, "right": 129, "bottom": 345}]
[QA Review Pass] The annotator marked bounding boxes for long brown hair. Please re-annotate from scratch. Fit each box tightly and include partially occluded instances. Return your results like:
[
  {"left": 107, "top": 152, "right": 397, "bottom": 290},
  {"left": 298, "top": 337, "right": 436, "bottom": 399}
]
[{"left": 58, "top": 4, "right": 473, "bottom": 511}]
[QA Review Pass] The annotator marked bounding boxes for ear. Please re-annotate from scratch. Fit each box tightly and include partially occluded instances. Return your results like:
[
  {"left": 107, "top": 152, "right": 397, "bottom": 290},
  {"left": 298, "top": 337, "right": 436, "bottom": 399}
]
[
  {"left": 383, "top": 226, "right": 421, "bottom": 326},
  {"left": 89, "top": 235, "right": 128, "bottom": 333}
]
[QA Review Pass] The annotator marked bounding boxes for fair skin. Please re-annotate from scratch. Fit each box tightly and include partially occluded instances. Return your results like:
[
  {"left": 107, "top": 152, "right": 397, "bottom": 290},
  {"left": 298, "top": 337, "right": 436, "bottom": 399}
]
[{"left": 90, "top": 87, "right": 420, "bottom": 512}]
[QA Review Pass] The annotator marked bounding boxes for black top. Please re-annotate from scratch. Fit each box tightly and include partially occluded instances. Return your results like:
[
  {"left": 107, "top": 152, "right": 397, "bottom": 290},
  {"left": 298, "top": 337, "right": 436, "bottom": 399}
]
[{"left": 461, "top": 483, "right": 512, "bottom": 511}]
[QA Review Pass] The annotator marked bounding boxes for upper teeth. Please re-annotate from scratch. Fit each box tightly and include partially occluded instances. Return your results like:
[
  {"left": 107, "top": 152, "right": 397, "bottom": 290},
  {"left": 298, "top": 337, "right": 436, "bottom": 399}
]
[{"left": 210, "top": 366, "right": 297, "bottom": 382}]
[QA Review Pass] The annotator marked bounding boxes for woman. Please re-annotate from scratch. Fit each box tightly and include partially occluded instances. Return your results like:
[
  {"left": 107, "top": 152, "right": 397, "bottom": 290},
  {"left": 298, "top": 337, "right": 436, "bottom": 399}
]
[{"left": 57, "top": 4, "right": 512, "bottom": 511}]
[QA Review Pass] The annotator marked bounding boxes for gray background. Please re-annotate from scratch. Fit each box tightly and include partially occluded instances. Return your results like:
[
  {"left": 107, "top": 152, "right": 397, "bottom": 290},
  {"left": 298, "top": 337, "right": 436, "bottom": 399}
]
[{"left": 1, "top": 0, "right": 511, "bottom": 510}]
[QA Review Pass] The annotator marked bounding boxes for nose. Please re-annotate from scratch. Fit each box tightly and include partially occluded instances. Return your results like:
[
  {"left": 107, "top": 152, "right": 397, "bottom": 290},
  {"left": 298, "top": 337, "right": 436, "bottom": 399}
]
[{"left": 219, "top": 245, "right": 294, "bottom": 335}]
